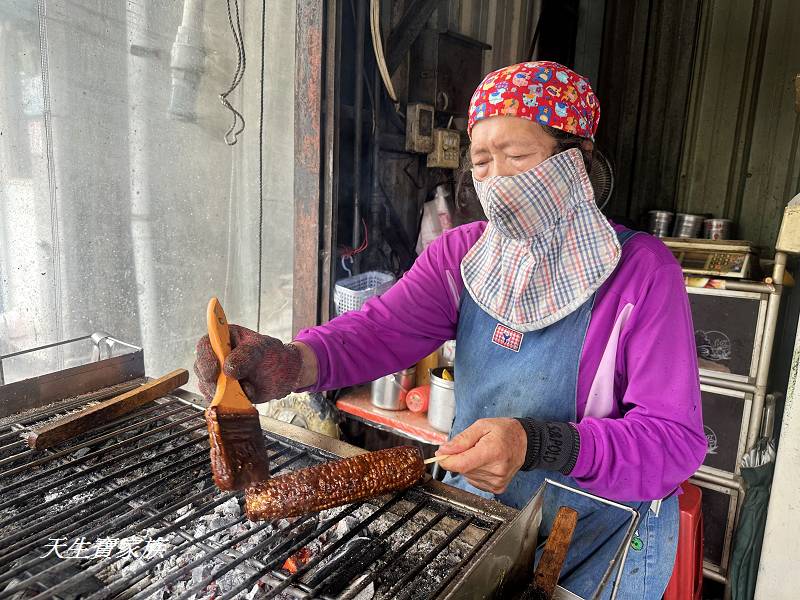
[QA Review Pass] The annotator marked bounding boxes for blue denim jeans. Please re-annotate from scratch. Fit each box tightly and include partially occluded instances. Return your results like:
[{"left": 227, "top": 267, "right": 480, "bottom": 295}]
[{"left": 599, "top": 495, "right": 679, "bottom": 600}]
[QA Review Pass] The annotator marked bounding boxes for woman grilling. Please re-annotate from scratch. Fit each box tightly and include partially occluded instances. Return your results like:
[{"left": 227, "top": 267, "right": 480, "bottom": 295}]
[{"left": 194, "top": 61, "right": 706, "bottom": 599}]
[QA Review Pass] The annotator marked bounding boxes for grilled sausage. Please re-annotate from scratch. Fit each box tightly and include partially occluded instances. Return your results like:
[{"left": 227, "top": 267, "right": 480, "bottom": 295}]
[{"left": 244, "top": 446, "right": 425, "bottom": 520}]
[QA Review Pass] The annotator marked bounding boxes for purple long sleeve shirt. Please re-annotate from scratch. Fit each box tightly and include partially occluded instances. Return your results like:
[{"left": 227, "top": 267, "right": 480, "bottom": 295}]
[{"left": 296, "top": 221, "right": 707, "bottom": 501}]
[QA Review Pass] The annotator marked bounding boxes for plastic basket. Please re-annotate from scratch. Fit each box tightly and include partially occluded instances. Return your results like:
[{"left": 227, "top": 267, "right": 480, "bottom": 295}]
[{"left": 334, "top": 271, "right": 395, "bottom": 314}]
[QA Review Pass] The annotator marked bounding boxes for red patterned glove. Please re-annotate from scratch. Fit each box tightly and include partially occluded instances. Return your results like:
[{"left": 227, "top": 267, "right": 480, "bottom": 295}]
[{"left": 194, "top": 324, "right": 303, "bottom": 404}]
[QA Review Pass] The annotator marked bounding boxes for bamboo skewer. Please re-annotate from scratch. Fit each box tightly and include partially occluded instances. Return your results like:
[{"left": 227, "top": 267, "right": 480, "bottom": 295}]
[{"left": 423, "top": 454, "right": 451, "bottom": 465}]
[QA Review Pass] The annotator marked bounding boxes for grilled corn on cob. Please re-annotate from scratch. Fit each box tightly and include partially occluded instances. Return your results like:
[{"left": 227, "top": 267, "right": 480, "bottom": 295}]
[{"left": 244, "top": 446, "right": 425, "bottom": 520}]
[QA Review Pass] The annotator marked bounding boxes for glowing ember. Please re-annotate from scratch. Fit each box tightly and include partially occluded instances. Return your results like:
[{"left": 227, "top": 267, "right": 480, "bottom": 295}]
[{"left": 282, "top": 546, "right": 313, "bottom": 574}]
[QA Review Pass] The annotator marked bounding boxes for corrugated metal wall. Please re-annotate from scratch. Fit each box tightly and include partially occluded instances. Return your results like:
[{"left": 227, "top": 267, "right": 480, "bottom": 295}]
[
  {"left": 439, "top": 0, "right": 541, "bottom": 72},
  {"left": 677, "top": 0, "right": 800, "bottom": 251},
  {"left": 595, "top": 0, "right": 702, "bottom": 225}
]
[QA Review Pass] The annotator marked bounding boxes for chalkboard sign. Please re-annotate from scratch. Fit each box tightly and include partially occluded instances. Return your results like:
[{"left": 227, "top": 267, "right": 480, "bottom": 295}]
[
  {"left": 700, "top": 386, "right": 751, "bottom": 477},
  {"left": 687, "top": 288, "right": 766, "bottom": 382},
  {"left": 690, "top": 478, "right": 740, "bottom": 574}
]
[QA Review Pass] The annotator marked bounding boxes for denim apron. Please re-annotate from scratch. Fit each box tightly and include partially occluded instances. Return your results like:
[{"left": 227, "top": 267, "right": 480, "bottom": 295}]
[{"left": 446, "top": 230, "right": 678, "bottom": 599}]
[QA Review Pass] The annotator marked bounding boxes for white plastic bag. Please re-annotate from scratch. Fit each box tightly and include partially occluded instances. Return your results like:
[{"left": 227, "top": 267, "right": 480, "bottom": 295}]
[{"left": 416, "top": 185, "right": 452, "bottom": 254}]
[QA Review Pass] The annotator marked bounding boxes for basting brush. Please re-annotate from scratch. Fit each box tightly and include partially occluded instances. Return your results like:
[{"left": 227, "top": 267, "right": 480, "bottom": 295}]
[{"left": 205, "top": 297, "right": 271, "bottom": 491}]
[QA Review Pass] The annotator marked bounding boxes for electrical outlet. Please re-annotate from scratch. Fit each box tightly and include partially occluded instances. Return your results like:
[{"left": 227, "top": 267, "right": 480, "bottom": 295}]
[
  {"left": 427, "top": 128, "right": 461, "bottom": 169},
  {"left": 405, "top": 103, "right": 434, "bottom": 153}
]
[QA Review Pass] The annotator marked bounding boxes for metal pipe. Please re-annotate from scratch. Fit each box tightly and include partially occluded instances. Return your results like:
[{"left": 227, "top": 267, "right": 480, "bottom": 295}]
[
  {"left": 352, "top": 0, "right": 367, "bottom": 250},
  {"left": 168, "top": 0, "right": 206, "bottom": 121},
  {"left": 0, "top": 334, "right": 91, "bottom": 361},
  {"left": 745, "top": 252, "right": 787, "bottom": 449},
  {"left": 692, "top": 470, "right": 746, "bottom": 495},
  {"left": 127, "top": 2, "right": 159, "bottom": 373},
  {"left": 704, "top": 567, "right": 727, "bottom": 584},
  {"left": 772, "top": 250, "right": 788, "bottom": 286},
  {"left": 723, "top": 280, "right": 775, "bottom": 294},
  {"left": 699, "top": 375, "right": 757, "bottom": 394},
  {"left": 762, "top": 393, "right": 777, "bottom": 439}
]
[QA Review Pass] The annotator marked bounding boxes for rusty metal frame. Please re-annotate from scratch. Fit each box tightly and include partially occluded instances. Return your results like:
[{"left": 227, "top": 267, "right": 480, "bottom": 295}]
[
  {"left": 292, "top": 0, "right": 337, "bottom": 335},
  {"left": 321, "top": 0, "right": 341, "bottom": 325}
]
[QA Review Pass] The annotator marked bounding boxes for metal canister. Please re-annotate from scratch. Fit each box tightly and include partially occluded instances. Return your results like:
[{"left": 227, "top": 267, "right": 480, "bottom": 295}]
[
  {"left": 428, "top": 367, "right": 456, "bottom": 432},
  {"left": 704, "top": 218, "right": 733, "bottom": 240},
  {"left": 647, "top": 210, "right": 673, "bottom": 238},
  {"left": 672, "top": 213, "right": 705, "bottom": 238},
  {"left": 370, "top": 367, "right": 416, "bottom": 410}
]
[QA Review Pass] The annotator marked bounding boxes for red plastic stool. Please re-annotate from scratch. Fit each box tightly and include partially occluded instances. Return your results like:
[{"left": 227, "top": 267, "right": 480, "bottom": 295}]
[{"left": 664, "top": 482, "right": 703, "bottom": 600}]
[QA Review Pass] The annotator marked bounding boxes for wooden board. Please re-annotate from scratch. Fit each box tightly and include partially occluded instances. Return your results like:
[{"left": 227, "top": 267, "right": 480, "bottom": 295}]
[
  {"left": 522, "top": 506, "right": 578, "bottom": 600},
  {"left": 26, "top": 369, "right": 189, "bottom": 450}
]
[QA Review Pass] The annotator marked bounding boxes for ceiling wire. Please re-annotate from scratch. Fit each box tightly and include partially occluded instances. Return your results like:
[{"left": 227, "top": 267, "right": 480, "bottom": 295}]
[
  {"left": 220, "top": 0, "right": 246, "bottom": 145},
  {"left": 369, "top": 0, "right": 397, "bottom": 102}
]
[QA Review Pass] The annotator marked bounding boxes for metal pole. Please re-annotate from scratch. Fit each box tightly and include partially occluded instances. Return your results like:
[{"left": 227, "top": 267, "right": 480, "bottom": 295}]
[
  {"left": 699, "top": 375, "right": 756, "bottom": 394},
  {"left": 127, "top": 1, "right": 159, "bottom": 373},
  {"left": 745, "top": 251, "right": 787, "bottom": 449},
  {"left": 692, "top": 469, "right": 746, "bottom": 495},
  {"left": 722, "top": 280, "right": 775, "bottom": 294}
]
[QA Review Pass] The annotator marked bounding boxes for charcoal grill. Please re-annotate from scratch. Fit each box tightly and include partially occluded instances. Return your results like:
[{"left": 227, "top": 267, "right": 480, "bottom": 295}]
[
  {"left": 0, "top": 336, "right": 546, "bottom": 600},
  {"left": 0, "top": 336, "right": 636, "bottom": 600}
]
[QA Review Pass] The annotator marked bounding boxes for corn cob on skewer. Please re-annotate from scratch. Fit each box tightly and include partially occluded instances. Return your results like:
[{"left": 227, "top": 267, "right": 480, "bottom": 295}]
[{"left": 244, "top": 446, "right": 425, "bottom": 520}]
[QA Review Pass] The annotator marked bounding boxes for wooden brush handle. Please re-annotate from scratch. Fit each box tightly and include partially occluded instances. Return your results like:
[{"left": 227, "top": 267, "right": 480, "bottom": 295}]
[
  {"left": 207, "top": 297, "right": 252, "bottom": 410},
  {"left": 208, "top": 297, "right": 233, "bottom": 366}
]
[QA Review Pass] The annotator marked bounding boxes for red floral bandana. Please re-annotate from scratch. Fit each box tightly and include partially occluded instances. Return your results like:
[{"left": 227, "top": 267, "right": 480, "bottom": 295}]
[{"left": 468, "top": 61, "right": 600, "bottom": 140}]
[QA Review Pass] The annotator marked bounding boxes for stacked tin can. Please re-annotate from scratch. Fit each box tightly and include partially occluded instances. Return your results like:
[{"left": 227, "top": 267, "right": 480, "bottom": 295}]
[
  {"left": 704, "top": 218, "right": 733, "bottom": 240},
  {"left": 672, "top": 213, "right": 706, "bottom": 238},
  {"left": 648, "top": 211, "right": 674, "bottom": 238},
  {"left": 648, "top": 211, "right": 734, "bottom": 240}
]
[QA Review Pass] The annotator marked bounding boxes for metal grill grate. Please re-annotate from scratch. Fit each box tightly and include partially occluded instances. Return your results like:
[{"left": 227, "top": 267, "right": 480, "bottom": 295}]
[{"left": 0, "top": 394, "right": 502, "bottom": 600}]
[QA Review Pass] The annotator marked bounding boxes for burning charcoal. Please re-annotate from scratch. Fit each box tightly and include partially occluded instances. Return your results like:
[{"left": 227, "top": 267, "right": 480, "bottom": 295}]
[
  {"left": 352, "top": 582, "right": 376, "bottom": 600},
  {"left": 3, "top": 556, "right": 105, "bottom": 600},
  {"left": 308, "top": 537, "right": 388, "bottom": 596},
  {"left": 283, "top": 546, "right": 314, "bottom": 573},
  {"left": 73, "top": 446, "right": 91, "bottom": 459},
  {"left": 219, "top": 496, "right": 241, "bottom": 518},
  {"left": 191, "top": 564, "right": 212, "bottom": 587},
  {"left": 246, "top": 582, "right": 262, "bottom": 599},
  {"left": 334, "top": 514, "right": 370, "bottom": 540}
]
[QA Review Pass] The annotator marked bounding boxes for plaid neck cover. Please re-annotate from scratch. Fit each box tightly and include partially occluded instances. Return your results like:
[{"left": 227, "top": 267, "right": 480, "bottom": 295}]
[{"left": 462, "top": 148, "right": 621, "bottom": 332}]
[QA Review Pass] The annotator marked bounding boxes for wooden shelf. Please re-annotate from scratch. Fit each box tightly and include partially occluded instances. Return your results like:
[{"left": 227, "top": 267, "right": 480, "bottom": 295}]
[{"left": 336, "top": 386, "right": 448, "bottom": 446}]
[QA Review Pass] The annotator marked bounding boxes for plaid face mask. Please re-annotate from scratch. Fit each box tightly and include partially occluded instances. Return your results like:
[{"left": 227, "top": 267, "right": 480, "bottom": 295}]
[{"left": 461, "top": 148, "right": 621, "bottom": 331}]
